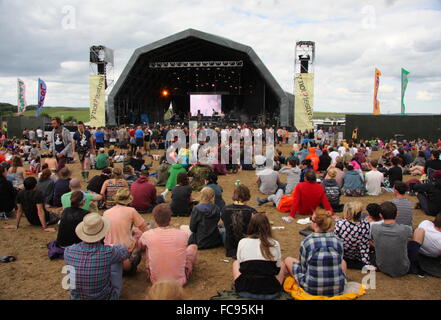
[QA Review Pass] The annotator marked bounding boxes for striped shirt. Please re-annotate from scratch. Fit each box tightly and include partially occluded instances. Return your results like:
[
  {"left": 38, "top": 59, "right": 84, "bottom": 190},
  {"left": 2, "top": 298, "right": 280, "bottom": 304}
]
[
  {"left": 292, "top": 232, "right": 346, "bottom": 297},
  {"left": 64, "top": 242, "right": 129, "bottom": 300},
  {"left": 104, "top": 180, "right": 127, "bottom": 209},
  {"left": 391, "top": 198, "right": 413, "bottom": 227}
]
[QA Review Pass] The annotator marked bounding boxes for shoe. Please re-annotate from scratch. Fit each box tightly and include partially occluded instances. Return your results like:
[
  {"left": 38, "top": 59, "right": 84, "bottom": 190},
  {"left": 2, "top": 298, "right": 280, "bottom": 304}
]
[{"left": 256, "top": 197, "right": 268, "bottom": 206}]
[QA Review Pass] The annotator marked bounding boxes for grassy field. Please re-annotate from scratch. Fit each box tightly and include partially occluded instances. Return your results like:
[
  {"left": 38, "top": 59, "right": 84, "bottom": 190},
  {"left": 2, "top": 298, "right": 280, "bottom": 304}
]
[
  {"left": 21, "top": 107, "right": 90, "bottom": 122},
  {"left": 312, "top": 111, "right": 346, "bottom": 119}
]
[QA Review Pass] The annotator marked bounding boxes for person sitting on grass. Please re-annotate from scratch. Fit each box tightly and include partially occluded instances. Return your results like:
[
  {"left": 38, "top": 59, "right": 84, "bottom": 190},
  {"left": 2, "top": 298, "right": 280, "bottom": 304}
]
[
  {"left": 140, "top": 203, "right": 198, "bottom": 286},
  {"left": 365, "top": 203, "right": 383, "bottom": 237},
  {"left": 95, "top": 148, "right": 109, "bottom": 170},
  {"left": 104, "top": 188, "right": 148, "bottom": 276},
  {"left": 170, "top": 173, "right": 194, "bottom": 217},
  {"left": 204, "top": 172, "right": 226, "bottom": 211},
  {"left": 221, "top": 185, "right": 257, "bottom": 259},
  {"left": 286, "top": 170, "right": 333, "bottom": 221},
  {"left": 412, "top": 213, "right": 441, "bottom": 258},
  {"left": 100, "top": 167, "right": 129, "bottom": 209},
  {"left": 233, "top": 213, "right": 286, "bottom": 300},
  {"left": 384, "top": 157, "right": 403, "bottom": 188},
  {"left": 334, "top": 202, "right": 372, "bottom": 269},
  {"left": 322, "top": 169, "right": 343, "bottom": 213},
  {"left": 391, "top": 181, "right": 414, "bottom": 227},
  {"left": 8, "top": 177, "right": 60, "bottom": 232},
  {"left": 370, "top": 202, "right": 415, "bottom": 277},
  {"left": 285, "top": 208, "right": 346, "bottom": 297},
  {"left": 61, "top": 178, "right": 102, "bottom": 211},
  {"left": 413, "top": 170, "right": 441, "bottom": 217},
  {"left": 52, "top": 167, "right": 71, "bottom": 208},
  {"left": 188, "top": 187, "right": 223, "bottom": 249},
  {"left": 87, "top": 167, "right": 111, "bottom": 194},
  {"left": 342, "top": 164, "right": 366, "bottom": 197},
  {"left": 64, "top": 213, "right": 130, "bottom": 300},
  {"left": 56, "top": 191, "right": 90, "bottom": 247},
  {"left": 130, "top": 170, "right": 159, "bottom": 214}
]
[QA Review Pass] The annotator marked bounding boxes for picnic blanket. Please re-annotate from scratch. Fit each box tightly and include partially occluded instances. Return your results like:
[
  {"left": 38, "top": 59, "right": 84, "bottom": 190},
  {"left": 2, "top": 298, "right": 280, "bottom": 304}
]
[{"left": 283, "top": 276, "right": 366, "bottom": 300}]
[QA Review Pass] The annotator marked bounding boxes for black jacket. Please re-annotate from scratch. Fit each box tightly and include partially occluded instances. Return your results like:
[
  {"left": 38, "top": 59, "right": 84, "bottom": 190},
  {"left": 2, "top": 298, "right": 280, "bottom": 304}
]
[
  {"left": 414, "top": 181, "right": 441, "bottom": 216},
  {"left": 0, "top": 177, "right": 17, "bottom": 213},
  {"left": 189, "top": 203, "right": 222, "bottom": 249}
]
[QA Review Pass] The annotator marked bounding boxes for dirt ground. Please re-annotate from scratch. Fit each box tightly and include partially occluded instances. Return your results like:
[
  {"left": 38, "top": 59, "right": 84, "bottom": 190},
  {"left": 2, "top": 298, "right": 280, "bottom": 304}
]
[{"left": 1, "top": 146, "right": 441, "bottom": 300}]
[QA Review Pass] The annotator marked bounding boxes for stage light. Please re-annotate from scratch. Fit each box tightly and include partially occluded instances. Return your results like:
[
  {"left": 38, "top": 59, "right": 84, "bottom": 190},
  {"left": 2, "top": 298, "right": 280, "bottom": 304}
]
[{"left": 161, "top": 89, "right": 169, "bottom": 97}]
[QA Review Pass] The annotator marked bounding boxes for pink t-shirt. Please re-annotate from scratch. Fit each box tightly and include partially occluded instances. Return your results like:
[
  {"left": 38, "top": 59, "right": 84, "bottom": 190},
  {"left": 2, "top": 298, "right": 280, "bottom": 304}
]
[
  {"left": 140, "top": 228, "right": 189, "bottom": 285},
  {"left": 103, "top": 205, "right": 145, "bottom": 252}
]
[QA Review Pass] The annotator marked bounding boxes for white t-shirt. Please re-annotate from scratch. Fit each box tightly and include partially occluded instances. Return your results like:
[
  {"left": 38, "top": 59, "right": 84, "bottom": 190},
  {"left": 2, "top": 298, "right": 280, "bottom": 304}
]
[
  {"left": 36, "top": 129, "right": 43, "bottom": 138},
  {"left": 418, "top": 220, "right": 441, "bottom": 258},
  {"left": 237, "top": 238, "right": 282, "bottom": 267},
  {"left": 338, "top": 146, "right": 346, "bottom": 156},
  {"left": 365, "top": 170, "right": 384, "bottom": 196},
  {"left": 393, "top": 149, "right": 400, "bottom": 157},
  {"left": 329, "top": 151, "right": 340, "bottom": 164}
]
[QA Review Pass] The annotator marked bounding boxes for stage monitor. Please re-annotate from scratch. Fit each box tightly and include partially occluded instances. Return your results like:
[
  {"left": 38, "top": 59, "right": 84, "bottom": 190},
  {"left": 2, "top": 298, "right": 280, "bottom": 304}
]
[{"left": 190, "top": 94, "right": 222, "bottom": 116}]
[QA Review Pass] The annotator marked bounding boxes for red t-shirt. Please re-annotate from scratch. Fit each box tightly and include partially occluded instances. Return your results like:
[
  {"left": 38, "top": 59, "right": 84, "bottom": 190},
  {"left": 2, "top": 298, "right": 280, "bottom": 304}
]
[
  {"left": 129, "top": 129, "right": 135, "bottom": 138},
  {"left": 130, "top": 177, "right": 157, "bottom": 211},
  {"left": 0, "top": 154, "right": 5, "bottom": 163},
  {"left": 289, "top": 181, "right": 332, "bottom": 218}
]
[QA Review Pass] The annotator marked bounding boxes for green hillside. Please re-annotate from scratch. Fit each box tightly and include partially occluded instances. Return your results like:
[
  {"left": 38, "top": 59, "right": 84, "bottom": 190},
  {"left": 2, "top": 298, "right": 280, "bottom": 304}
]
[{"left": 0, "top": 103, "right": 90, "bottom": 122}]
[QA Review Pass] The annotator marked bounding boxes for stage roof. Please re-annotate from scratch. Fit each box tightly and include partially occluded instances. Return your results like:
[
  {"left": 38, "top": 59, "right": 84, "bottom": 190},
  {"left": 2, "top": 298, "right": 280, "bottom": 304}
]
[{"left": 107, "top": 28, "right": 291, "bottom": 126}]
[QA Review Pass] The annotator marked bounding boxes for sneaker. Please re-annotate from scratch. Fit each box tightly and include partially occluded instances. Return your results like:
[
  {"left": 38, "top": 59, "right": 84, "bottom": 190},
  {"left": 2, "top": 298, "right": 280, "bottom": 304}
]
[{"left": 256, "top": 197, "right": 268, "bottom": 206}]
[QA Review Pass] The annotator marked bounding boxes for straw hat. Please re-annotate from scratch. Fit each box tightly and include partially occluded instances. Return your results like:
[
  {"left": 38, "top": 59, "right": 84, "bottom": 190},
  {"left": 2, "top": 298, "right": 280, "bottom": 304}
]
[
  {"left": 75, "top": 213, "right": 111, "bottom": 243},
  {"left": 113, "top": 188, "right": 133, "bottom": 205}
]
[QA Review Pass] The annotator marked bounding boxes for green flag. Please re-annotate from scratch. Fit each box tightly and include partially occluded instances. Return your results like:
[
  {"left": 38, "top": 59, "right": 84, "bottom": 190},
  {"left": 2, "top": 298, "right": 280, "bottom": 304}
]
[{"left": 401, "top": 68, "right": 410, "bottom": 114}]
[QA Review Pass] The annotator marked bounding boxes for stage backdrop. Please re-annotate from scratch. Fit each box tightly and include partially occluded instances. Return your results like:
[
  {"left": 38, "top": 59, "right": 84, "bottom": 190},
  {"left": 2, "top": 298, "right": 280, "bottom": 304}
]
[
  {"left": 294, "top": 73, "right": 314, "bottom": 132},
  {"left": 345, "top": 114, "right": 441, "bottom": 141},
  {"left": 89, "top": 75, "right": 106, "bottom": 127}
]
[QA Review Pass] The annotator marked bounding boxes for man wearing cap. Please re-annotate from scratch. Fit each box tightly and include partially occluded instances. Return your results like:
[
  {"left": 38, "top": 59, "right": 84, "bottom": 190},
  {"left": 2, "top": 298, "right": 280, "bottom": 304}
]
[
  {"left": 61, "top": 178, "right": 102, "bottom": 211},
  {"left": 413, "top": 170, "right": 441, "bottom": 217},
  {"left": 103, "top": 188, "right": 148, "bottom": 275},
  {"left": 64, "top": 213, "right": 130, "bottom": 300}
]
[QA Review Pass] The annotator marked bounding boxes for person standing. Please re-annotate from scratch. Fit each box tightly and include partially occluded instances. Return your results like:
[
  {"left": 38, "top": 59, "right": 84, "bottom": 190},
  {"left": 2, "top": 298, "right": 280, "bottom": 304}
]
[
  {"left": 73, "top": 121, "right": 94, "bottom": 181},
  {"left": 49, "top": 117, "right": 72, "bottom": 171}
]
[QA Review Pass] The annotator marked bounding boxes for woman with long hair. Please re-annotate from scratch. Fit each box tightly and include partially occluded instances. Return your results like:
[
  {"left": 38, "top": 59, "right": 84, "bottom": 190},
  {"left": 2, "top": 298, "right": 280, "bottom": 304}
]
[
  {"left": 7, "top": 156, "right": 25, "bottom": 189},
  {"left": 233, "top": 212, "right": 286, "bottom": 299}
]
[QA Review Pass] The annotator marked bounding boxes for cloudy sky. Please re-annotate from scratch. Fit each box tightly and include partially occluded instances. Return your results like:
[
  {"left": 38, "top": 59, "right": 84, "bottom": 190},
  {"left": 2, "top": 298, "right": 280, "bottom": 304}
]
[{"left": 1, "top": 0, "right": 440, "bottom": 114}]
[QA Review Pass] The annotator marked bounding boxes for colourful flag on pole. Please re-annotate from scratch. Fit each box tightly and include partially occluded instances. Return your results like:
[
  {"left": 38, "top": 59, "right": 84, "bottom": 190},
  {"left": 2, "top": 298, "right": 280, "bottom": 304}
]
[
  {"left": 373, "top": 68, "right": 381, "bottom": 115},
  {"left": 17, "top": 78, "right": 27, "bottom": 114},
  {"left": 36, "top": 78, "right": 47, "bottom": 117},
  {"left": 401, "top": 68, "right": 410, "bottom": 115}
]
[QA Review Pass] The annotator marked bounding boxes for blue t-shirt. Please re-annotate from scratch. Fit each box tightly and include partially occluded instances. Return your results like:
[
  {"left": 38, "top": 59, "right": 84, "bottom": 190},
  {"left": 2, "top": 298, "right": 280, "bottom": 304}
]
[
  {"left": 95, "top": 130, "right": 104, "bottom": 143},
  {"left": 135, "top": 129, "right": 144, "bottom": 139}
]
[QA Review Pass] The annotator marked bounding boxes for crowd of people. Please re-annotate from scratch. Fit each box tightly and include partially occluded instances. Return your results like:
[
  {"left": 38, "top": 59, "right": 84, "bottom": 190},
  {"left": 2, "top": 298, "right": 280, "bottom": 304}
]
[{"left": 1, "top": 117, "right": 441, "bottom": 300}]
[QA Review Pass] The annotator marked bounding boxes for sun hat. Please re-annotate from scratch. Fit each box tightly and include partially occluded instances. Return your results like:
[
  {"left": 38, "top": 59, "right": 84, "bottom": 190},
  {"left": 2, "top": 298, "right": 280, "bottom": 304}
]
[
  {"left": 113, "top": 188, "right": 133, "bottom": 205},
  {"left": 75, "top": 213, "right": 111, "bottom": 243}
]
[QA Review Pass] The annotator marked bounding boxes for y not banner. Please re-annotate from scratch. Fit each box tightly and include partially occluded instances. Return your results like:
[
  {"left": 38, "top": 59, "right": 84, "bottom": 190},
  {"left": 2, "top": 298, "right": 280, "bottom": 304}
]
[
  {"left": 17, "top": 78, "right": 27, "bottom": 114},
  {"left": 373, "top": 68, "right": 381, "bottom": 115},
  {"left": 35, "top": 78, "right": 47, "bottom": 117},
  {"left": 294, "top": 73, "right": 314, "bottom": 132},
  {"left": 401, "top": 68, "right": 410, "bottom": 115},
  {"left": 89, "top": 75, "right": 106, "bottom": 127}
]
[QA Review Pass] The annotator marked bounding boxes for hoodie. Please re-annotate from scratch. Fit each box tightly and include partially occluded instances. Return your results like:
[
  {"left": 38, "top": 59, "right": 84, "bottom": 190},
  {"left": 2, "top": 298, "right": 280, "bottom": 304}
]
[
  {"left": 189, "top": 203, "right": 222, "bottom": 249},
  {"left": 306, "top": 148, "right": 320, "bottom": 172},
  {"left": 165, "top": 163, "right": 187, "bottom": 190},
  {"left": 130, "top": 176, "right": 157, "bottom": 211}
]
